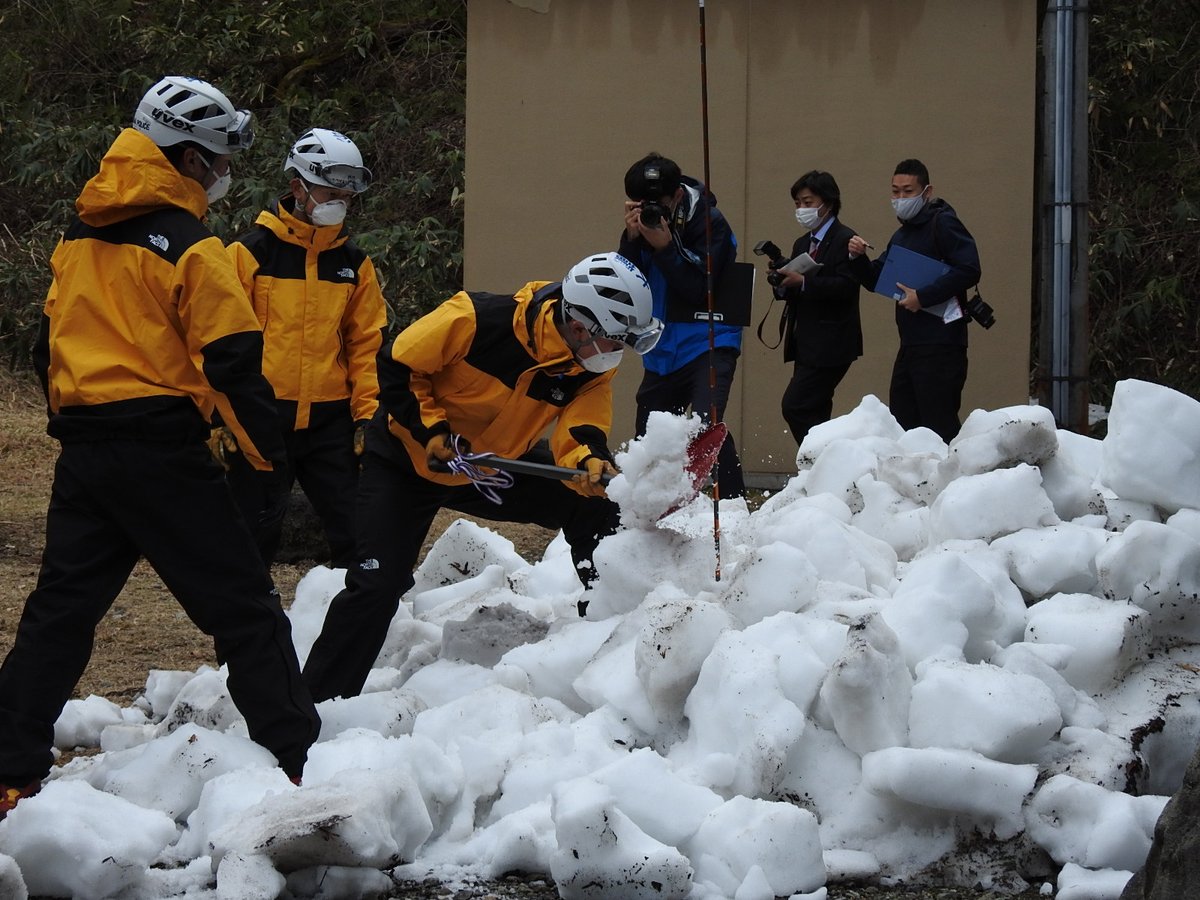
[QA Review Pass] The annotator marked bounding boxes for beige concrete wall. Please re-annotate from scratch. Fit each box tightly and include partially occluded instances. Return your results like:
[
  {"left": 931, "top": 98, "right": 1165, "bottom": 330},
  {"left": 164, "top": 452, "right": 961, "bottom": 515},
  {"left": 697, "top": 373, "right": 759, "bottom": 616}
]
[{"left": 465, "top": 0, "right": 1037, "bottom": 482}]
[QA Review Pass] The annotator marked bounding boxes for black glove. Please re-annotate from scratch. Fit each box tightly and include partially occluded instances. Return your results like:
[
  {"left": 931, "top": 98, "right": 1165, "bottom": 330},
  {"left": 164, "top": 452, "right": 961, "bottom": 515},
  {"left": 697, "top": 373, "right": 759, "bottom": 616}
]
[{"left": 257, "top": 464, "right": 292, "bottom": 532}]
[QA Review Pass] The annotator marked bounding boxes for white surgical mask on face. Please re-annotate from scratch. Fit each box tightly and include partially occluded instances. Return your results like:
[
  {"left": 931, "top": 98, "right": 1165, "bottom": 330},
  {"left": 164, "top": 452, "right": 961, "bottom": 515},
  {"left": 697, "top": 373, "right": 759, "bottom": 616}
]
[
  {"left": 205, "top": 171, "right": 231, "bottom": 203},
  {"left": 795, "top": 205, "right": 823, "bottom": 229},
  {"left": 309, "top": 198, "right": 348, "bottom": 227},
  {"left": 891, "top": 191, "right": 927, "bottom": 221},
  {"left": 579, "top": 347, "right": 624, "bottom": 373}
]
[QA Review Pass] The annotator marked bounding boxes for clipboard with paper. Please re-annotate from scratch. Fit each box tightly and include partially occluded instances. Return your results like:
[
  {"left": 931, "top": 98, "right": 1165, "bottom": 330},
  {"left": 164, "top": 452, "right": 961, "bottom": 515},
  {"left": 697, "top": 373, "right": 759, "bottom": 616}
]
[{"left": 874, "top": 244, "right": 963, "bottom": 323}]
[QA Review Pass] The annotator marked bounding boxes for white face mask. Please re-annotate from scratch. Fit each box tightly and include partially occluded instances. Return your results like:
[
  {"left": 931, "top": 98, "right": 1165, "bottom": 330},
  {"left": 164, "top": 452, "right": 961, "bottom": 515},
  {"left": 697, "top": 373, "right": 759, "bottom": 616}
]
[
  {"left": 891, "top": 191, "right": 927, "bottom": 221},
  {"left": 205, "top": 171, "right": 231, "bottom": 203},
  {"left": 795, "top": 205, "right": 823, "bottom": 229},
  {"left": 579, "top": 347, "right": 624, "bottom": 373},
  {"left": 309, "top": 198, "right": 348, "bottom": 227}
]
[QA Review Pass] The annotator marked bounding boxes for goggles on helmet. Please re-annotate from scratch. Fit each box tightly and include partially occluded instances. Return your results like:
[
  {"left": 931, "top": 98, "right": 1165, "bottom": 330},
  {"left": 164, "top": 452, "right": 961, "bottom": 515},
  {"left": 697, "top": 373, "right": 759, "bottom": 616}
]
[
  {"left": 225, "top": 109, "right": 255, "bottom": 150},
  {"left": 581, "top": 315, "right": 663, "bottom": 356},
  {"left": 312, "top": 161, "right": 373, "bottom": 193}
]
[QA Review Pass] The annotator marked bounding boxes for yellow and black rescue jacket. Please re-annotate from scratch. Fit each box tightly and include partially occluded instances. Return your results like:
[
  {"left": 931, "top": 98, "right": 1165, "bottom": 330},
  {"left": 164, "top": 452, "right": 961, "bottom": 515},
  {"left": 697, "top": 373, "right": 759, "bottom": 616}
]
[
  {"left": 32, "top": 128, "right": 284, "bottom": 470},
  {"left": 227, "top": 198, "right": 387, "bottom": 430},
  {"left": 381, "top": 282, "right": 615, "bottom": 492}
]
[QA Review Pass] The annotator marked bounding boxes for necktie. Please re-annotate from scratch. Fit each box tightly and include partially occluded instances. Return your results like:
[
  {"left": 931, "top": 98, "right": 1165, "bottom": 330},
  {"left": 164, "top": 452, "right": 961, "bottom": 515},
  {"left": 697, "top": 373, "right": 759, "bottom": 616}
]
[{"left": 809, "top": 237, "right": 820, "bottom": 258}]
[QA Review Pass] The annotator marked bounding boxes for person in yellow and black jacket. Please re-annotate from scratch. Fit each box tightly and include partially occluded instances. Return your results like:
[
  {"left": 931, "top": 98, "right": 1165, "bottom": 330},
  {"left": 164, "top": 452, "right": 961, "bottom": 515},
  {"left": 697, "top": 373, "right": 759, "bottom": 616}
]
[
  {"left": 301, "top": 252, "right": 663, "bottom": 702},
  {"left": 0, "top": 76, "right": 320, "bottom": 814},
  {"left": 223, "top": 128, "right": 388, "bottom": 568}
]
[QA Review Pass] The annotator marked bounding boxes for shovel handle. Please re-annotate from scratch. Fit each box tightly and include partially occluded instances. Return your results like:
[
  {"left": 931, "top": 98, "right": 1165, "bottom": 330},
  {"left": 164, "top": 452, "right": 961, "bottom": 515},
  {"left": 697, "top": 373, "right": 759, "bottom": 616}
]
[{"left": 472, "top": 454, "right": 613, "bottom": 486}]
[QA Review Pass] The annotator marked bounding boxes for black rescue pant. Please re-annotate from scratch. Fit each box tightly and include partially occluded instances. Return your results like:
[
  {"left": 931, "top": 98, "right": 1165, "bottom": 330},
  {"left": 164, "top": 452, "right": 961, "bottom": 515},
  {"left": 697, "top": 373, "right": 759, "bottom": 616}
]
[
  {"left": 302, "top": 427, "right": 620, "bottom": 702},
  {"left": 889, "top": 344, "right": 969, "bottom": 444},
  {"left": 781, "top": 361, "right": 853, "bottom": 447},
  {"left": 227, "top": 401, "right": 360, "bottom": 567},
  {"left": 0, "top": 439, "right": 320, "bottom": 782},
  {"left": 635, "top": 347, "right": 746, "bottom": 498}
]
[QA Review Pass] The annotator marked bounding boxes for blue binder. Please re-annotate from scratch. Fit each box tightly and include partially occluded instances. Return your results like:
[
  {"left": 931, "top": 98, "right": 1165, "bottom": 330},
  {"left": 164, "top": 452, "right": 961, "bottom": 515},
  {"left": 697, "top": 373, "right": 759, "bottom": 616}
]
[
  {"left": 874, "top": 245, "right": 950, "bottom": 300},
  {"left": 874, "top": 245, "right": 963, "bottom": 322}
]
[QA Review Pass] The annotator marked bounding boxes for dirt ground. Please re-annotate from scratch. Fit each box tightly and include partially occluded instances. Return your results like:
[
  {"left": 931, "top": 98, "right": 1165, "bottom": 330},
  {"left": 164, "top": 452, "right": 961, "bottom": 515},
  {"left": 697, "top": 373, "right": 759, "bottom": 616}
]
[
  {"left": 0, "top": 368, "right": 555, "bottom": 708},
  {"left": 0, "top": 369, "right": 1047, "bottom": 899}
]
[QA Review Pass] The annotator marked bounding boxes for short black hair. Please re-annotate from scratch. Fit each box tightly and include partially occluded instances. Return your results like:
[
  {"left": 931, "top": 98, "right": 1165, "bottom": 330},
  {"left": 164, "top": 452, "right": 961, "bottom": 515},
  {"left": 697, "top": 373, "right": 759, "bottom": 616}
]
[
  {"left": 790, "top": 170, "right": 842, "bottom": 217},
  {"left": 894, "top": 158, "right": 930, "bottom": 187},
  {"left": 624, "top": 153, "right": 681, "bottom": 202},
  {"left": 160, "top": 140, "right": 208, "bottom": 169}
]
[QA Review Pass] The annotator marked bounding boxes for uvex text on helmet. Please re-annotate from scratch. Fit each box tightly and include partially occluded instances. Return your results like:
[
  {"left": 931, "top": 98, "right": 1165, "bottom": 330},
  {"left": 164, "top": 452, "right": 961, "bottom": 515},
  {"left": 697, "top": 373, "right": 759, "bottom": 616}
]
[
  {"left": 562, "top": 253, "right": 663, "bottom": 355},
  {"left": 285, "top": 128, "right": 373, "bottom": 193},
  {"left": 133, "top": 75, "right": 254, "bottom": 155}
]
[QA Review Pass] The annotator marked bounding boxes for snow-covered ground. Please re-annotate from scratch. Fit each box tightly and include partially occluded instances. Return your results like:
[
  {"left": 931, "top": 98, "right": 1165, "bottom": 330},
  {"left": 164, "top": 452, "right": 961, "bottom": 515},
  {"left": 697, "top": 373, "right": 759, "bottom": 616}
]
[{"left": 3, "top": 377, "right": 1200, "bottom": 900}]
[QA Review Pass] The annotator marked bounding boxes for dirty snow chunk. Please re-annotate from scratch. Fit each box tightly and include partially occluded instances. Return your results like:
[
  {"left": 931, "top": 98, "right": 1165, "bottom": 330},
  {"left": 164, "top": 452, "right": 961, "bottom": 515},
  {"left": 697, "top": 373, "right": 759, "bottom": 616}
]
[
  {"left": 797, "top": 393, "right": 904, "bottom": 468},
  {"left": 928, "top": 464, "right": 1059, "bottom": 543},
  {"left": 215, "top": 851, "right": 286, "bottom": 900},
  {"left": 156, "top": 666, "right": 241, "bottom": 736},
  {"left": 442, "top": 601, "right": 550, "bottom": 667},
  {"left": 411, "top": 518, "right": 529, "bottom": 596},
  {"left": 54, "top": 693, "right": 136, "bottom": 749},
  {"left": 909, "top": 659, "right": 1062, "bottom": 763},
  {"left": 670, "top": 630, "right": 806, "bottom": 798},
  {"left": 1055, "top": 863, "right": 1133, "bottom": 900},
  {"left": 499, "top": 616, "right": 621, "bottom": 714},
  {"left": 851, "top": 474, "right": 930, "bottom": 562},
  {"left": 550, "top": 778, "right": 693, "bottom": 900},
  {"left": 1100, "top": 378, "right": 1200, "bottom": 514},
  {"left": 609, "top": 410, "right": 701, "bottom": 528},
  {"left": 136, "top": 668, "right": 199, "bottom": 720},
  {"left": 170, "top": 766, "right": 296, "bottom": 861},
  {"left": 589, "top": 748, "right": 724, "bottom": 849},
  {"left": 717, "top": 541, "right": 821, "bottom": 625},
  {"left": 938, "top": 404, "right": 1059, "bottom": 482},
  {"left": 1095, "top": 519, "right": 1200, "bottom": 644},
  {"left": 0, "top": 779, "right": 177, "bottom": 898},
  {"left": 316, "top": 688, "right": 426, "bottom": 741},
  {"left": 1025, "top": 773, "right": 1167, "bottom": 872},
  {"left": 210, "top": 768, "right": 433, "bottom": 870},
  {"left": 819, "top": 614, "right": 912, "bottom": 756},
  {"left": 587, "top": 526, "right": 720, "bottom": 618},
  {"left": 1041, "top": 450, "right": 1107, "bottom": 522},
  {"left": 634, "top": 590, "right": 736, "bottom": 728},
  {"left": 991, "top": 523, "right": 1110, "bottom": 598},
  {"left": 804, "top": 436, "right": 905, "bottom": 512},
  {"left": 75, "top": 722, "right": 277, "bottom": 821},
  {"left": 574, "top": 627, "right": 660, "bottom": 734},
  {"left": 688, "top": 795, "right": 825, "bottom": 898},
  {"left": 862, "top": 746, "right": 1038, "bottom": 840},
  {"left": 1024, "top": 594, "right": 1152, "bottom": 692},
  {"left": 285, "top": 864, "right": 397, "bottom": 899}
]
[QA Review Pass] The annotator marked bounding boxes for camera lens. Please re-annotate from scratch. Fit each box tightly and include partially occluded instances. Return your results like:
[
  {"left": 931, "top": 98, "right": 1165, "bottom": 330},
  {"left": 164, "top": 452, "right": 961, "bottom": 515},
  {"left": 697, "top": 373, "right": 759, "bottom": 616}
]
[{"left": 639, "top": 201, "right": 666, "bottom": 228}]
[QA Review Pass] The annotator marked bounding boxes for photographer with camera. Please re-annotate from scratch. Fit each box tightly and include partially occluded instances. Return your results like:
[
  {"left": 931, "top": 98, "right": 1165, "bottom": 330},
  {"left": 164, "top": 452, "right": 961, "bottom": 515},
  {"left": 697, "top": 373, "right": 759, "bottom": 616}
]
[
  {"left": 761, "top": 170, "right": 863, "bottom": 446},
  {"left": 847, "top": 158, "right": 982, "bottom": 443},
  {"left": 618, "top": 152, "right": 745, "bottom": 498}
]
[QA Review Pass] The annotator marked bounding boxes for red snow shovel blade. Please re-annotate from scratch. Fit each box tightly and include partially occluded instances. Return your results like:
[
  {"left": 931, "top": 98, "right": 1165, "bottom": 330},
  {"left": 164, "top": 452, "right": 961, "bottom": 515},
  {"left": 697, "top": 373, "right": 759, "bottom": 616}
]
[{"left": 684, "top": 421, "right": 727, "bottom": 494}]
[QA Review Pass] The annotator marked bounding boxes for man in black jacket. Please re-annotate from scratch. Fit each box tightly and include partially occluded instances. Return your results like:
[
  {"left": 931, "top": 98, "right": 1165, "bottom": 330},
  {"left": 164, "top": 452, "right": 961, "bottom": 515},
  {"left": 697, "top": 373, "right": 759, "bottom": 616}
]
[
  {"left": 848, "top": 158, "right": 981, "bottom": 442},
  {"left": 772, "top": 170, "right": 863, "bottom": 445}
]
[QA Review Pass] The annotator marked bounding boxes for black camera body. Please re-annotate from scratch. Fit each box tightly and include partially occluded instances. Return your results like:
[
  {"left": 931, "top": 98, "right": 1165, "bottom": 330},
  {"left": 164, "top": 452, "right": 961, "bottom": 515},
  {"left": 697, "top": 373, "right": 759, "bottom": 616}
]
[
  {"left": 753, "top": 240, "right": 790, "bottom": 287},
  {"left": 639, "top": 200, "right": 670, "bottom": 228},
  {"left": 963, "top": 290, "right": 996, "bottom": 329}
]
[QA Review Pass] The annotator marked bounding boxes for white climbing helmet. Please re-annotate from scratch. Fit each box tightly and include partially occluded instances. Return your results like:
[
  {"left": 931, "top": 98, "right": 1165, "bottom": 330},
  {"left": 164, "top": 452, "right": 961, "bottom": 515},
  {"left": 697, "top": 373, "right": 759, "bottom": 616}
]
[
  {"left": 562, "top": 252, "right": 662, "bottom": 355},
  {"left": 133, "top": 76, "right": 254, "bottom": 155},
  {"left": 284, "top": 128, "right": 373, "bottom": 193}
]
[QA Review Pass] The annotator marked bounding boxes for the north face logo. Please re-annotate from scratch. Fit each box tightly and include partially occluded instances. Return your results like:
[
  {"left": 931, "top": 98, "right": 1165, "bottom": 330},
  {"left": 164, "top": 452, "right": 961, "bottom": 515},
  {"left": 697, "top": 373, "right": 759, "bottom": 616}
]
[
  {"left": 148, "top": 234, "right": 169, "bottom": 252},
  {"left": 337, "top": 267, "right": 355, "bottom": 279},
  {"left": 550, "top": 387, "right": 565, "bottom": 403}
]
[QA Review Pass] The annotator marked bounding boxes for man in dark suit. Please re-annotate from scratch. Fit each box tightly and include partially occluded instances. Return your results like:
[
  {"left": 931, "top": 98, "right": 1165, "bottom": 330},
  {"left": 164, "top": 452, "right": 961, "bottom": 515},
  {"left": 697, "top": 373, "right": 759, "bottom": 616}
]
[{"left": 772, "top": 170, "right": 864, "bottom": 445}]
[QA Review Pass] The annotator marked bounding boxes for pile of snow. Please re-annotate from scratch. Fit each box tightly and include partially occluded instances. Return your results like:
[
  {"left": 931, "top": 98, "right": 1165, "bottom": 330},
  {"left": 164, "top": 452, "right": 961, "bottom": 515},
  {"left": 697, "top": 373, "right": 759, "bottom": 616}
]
[{"left": 3, "top": 378, "right": 1200, "bottom": 900}]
